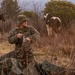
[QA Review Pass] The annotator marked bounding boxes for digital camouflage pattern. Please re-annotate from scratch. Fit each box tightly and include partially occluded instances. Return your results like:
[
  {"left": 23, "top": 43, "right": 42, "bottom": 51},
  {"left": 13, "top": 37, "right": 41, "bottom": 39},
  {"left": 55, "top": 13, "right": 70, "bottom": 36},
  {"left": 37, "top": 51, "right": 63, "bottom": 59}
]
[
  {"left": 0, "top": 58, "right": 40, "bottom": 75},
  {"left": 0, "top": 58, "right": 75, "bottom": 75},
  {"left": 0, "top": 25, "right": 40, "bottom": 75},
  {"left": 8, "top": 25, "right": 40, "bottom": 65},
  {"left": 18, "top": 15, "right": 29, "bottom": 24}
]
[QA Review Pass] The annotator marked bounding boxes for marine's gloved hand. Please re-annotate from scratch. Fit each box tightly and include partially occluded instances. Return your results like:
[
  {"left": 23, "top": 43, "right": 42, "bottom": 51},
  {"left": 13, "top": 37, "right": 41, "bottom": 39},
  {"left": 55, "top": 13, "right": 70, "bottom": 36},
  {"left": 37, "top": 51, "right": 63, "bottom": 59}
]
[
  {"left": 17, "top": 33, "right": 23, "bottom": 39},
  {"left": 25, "top": 37, "right": 31, "bottom": 42}
]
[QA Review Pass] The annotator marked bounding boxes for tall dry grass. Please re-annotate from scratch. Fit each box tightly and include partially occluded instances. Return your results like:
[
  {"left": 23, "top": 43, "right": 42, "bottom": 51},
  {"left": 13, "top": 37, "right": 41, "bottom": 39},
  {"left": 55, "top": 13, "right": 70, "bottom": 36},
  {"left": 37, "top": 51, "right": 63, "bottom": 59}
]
[
  {"left": 0, "top": 22, "right": 75, "bottom": 69},
  {"left": 34, "top": 28, "right": 75, "bottom": 69}
]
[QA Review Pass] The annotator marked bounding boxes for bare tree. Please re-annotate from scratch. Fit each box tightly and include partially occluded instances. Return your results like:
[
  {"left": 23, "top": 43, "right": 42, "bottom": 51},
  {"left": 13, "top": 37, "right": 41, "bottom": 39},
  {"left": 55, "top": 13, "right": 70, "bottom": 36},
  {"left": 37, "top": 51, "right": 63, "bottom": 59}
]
[{"left": 30, "top": 0, "right": 47, "bottom": 34}]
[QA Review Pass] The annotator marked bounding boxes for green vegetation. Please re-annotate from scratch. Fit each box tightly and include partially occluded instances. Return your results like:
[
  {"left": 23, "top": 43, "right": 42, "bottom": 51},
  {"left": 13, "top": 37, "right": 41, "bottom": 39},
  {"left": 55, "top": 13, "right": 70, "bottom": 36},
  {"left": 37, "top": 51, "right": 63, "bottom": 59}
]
[
  {"left": 1, "top": 0, "right": 21, "bottom": 20},
  {"left": 43, "top": 0, "right": 75, "bottom": 29}
]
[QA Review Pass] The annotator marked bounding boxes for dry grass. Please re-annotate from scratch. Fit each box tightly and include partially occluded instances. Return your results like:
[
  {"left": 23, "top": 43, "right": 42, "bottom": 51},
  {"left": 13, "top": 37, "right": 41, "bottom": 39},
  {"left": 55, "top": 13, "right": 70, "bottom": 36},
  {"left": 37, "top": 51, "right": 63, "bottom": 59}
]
[
  {"left": 0, "top": 29, "right": 75, "bottom": 69},
  {"left": 33, "top": 31, "right": 75, "bottom": 68},
  {"left": 0, "top": 41, "right": 14, "bottom": 56}
]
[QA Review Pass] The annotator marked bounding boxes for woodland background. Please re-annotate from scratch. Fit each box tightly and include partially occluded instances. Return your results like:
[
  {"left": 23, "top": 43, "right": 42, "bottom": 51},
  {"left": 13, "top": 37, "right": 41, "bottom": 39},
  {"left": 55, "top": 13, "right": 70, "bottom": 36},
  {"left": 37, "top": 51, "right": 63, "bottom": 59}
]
[{"left": 0, "top": 0, "right": 75, "bottom": 69}]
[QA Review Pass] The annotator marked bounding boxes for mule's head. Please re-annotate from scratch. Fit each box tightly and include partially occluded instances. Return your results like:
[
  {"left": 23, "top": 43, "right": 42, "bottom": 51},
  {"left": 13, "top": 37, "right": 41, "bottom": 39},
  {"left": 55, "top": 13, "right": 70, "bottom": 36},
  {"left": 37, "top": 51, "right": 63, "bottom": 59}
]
[
  {"left": 44, "top": 13, "right": 52, "bottom": 25},
  {"left": 44, "top": 13, "right": 49, "bottom": 20},
  {"left": 0, "top": 14, "right": 5, "bottom": 22}
]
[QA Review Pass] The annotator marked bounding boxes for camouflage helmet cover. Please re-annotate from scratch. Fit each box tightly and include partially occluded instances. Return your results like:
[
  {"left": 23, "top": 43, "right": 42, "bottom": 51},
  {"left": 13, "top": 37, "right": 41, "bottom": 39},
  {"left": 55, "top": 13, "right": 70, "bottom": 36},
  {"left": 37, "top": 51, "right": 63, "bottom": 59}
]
[{"left": 18, "top": 14, "right": 29, "bottom": 24}]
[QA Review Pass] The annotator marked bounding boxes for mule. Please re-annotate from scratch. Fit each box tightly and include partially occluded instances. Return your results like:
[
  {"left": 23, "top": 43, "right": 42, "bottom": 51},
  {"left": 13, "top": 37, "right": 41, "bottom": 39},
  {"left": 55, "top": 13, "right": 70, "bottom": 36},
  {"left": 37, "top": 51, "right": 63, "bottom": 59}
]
[{"left": 44, "top": 13, "right": 61, "bottom": 36}]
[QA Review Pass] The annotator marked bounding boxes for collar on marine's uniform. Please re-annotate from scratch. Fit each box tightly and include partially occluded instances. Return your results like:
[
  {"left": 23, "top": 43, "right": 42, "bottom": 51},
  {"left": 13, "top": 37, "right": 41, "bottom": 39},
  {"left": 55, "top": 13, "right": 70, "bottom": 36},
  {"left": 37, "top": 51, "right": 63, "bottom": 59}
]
[
  {"left": 16, "top": 25, "right": 29, "bottom": 29},
  {"left": 15, "top": 26, "right": 29, "bottom": 33}
]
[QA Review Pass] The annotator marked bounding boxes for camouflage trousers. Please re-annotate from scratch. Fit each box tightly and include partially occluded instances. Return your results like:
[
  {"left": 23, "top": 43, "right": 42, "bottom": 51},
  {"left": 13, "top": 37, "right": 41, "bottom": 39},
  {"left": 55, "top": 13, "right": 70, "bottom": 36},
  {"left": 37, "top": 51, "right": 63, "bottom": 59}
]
[
  {"left": 15, "top": 47, "right": 34, "bottom": 67},
  {"left": 0, "top": 58, "right": 39, "bottom": 75}
]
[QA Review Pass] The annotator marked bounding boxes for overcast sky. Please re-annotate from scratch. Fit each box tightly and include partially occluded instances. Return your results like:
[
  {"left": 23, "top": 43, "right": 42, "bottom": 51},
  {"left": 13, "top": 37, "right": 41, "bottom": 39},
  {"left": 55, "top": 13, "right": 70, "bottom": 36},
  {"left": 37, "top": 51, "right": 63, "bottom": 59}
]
[
  {"left": 0, "top": 0, "right": 75, "bottom": 11},
  {"left": 17, "top": 0, "right": 75, "bottom": 11},
  {"left": 68, "top": 0, "right": 75, "bottom": 3},
  {"left": 18, "top": 0, "right": 50, "bottom": 10}
]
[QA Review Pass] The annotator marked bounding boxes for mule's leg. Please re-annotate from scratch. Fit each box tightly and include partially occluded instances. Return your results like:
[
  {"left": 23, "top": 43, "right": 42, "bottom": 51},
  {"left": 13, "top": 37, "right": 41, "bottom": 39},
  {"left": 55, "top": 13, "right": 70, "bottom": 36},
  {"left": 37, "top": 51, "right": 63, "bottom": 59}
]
[
  {"left": 52, "top": 27, "right": 58, "bottom": 37},
  {"left": 49, "top": 26, "right": 52, "bottom": 36},
  {"left": 46, "top": 25, "right": 50, "bottom": 36},
  {"left": 46, "top": 25, "right": 52, "bottom": 36},
  {"left": 55, "top": 26, "right": 61, "bottom": 37}
]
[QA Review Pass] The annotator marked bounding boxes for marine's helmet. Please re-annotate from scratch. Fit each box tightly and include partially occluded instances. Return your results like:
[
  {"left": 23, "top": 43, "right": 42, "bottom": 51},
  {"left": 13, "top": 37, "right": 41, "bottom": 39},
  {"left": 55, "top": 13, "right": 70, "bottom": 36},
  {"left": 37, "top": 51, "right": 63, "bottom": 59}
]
[{"left": 18, "top": 14, "right": 29, "bottom": 24}]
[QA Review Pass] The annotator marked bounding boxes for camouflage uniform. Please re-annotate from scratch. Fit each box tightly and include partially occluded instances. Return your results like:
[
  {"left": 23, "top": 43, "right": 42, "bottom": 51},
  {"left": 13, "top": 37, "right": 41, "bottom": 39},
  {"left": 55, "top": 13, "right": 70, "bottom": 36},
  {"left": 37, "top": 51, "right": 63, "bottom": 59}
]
[
  {"left": 8, "top": 25, "right": 40, "bottom": 75},
  {"left": 8, "top": 26, "right": 40, "bottom": 62}
]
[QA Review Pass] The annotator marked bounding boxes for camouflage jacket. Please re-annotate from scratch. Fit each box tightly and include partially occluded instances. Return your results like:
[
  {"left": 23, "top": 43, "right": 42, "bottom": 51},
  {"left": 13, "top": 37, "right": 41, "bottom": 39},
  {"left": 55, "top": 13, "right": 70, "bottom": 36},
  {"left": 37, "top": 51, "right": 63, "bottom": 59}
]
[{"left": 8, "top": 26, "right": 40, "bottom": 64}]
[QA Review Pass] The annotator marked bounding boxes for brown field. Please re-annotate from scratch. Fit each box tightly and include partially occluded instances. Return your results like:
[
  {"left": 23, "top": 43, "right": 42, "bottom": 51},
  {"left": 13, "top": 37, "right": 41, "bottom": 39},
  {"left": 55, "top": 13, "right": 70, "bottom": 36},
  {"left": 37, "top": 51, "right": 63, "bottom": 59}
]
[{"left": 0, "top": 30, "right": 75, "bottom": 69}]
